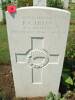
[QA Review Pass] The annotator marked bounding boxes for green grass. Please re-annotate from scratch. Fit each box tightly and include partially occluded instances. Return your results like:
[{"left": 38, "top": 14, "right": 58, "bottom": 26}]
[
  {"left": 69, "top": 3, "right": 75, "bottom": 20},
  {"left": 70, "top": 9, "right": 75, "bottom": 20},
  {"left": 67, "top": 24, "right": 75, "bottom": 50},
  {"left": 0, "top": 4, "right": 75, "bottom": 64},
  {"left": 0, "top": 23, "right": 10, "bottom": 64},
  {"left": 66, "top": 3, "right": 75, "bottom": 57}
]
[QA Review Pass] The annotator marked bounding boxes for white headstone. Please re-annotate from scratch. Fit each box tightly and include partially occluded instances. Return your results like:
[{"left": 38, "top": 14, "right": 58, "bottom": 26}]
[
  {"left": 6, "top": 7, "right": 70, "bottom": 97},
  {"left": 33, "top": 0, "right": 46, "bottom": 6},
  {"left": 63, "top": 0, "right": 69, "bottom": 9}
]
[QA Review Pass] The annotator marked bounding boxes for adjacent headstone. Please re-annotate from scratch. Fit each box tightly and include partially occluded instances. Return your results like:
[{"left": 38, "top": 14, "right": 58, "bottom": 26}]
[
  {"left": 63, "top": 0, "right": 69, "bottom": 9},
  {"left": 6, "top": 7, "right": 70, "bottom": 97},
  {"left": 72, "top": 0, "right": 75, "bottom": 3},
  {"left": 33, "top": 0, "right": 46, "bottom": 6},
  {"left": 0, "top": 0, "right": 3, "bottom": 22}
]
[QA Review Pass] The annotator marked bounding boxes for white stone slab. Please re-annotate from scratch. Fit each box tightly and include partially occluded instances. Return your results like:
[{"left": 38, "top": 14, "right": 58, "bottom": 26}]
[
  {"left": 33, "top": 0, "right": 46, "bottom": 6},
  {"left": 6, "top": 7, "right": 70, "bottom": 97}
]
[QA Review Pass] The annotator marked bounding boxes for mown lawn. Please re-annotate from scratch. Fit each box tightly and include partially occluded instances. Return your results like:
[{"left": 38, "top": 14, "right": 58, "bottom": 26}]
[
  {"left": 66, "top": 3, "right": 75, "bottom": 57},
  {"left": 0, "top": 23, "right": 10, "bottom": 64},
  {"left": 0, "top": 3, "right": 75, "bottom": 65},
  {"left": 69, "top": 3, "right": 75, "bottom": 20}
]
